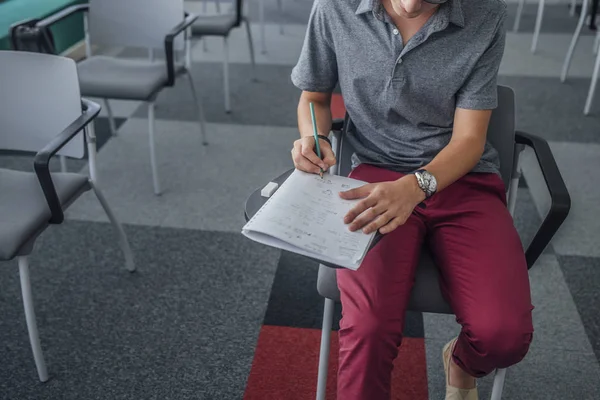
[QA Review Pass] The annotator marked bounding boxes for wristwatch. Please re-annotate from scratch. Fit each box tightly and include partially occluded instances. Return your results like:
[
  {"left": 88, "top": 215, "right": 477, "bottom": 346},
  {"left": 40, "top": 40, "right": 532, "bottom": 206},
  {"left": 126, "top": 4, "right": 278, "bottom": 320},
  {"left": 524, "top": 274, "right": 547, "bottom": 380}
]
[{"left": 414, "top": 169, "right": 437, "bottom": 198}]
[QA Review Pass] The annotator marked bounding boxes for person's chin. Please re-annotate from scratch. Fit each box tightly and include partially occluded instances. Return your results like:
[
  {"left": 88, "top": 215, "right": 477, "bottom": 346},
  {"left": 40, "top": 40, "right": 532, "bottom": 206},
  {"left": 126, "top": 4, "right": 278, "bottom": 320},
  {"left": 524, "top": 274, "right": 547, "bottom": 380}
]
[{"left": 391, "top": 4, "right": 422, "bottom": 18}]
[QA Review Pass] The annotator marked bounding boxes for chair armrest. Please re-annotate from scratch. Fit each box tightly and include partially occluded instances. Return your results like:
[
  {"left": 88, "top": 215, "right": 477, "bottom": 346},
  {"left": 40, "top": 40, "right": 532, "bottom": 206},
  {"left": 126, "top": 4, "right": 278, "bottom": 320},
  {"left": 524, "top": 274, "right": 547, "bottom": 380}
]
[
  {"left": 331, "top": 118, "right": 344, "bottom": 132},
  {"left": 164, "top": 12, "right": 198, "bottom": 86},
  {"left": 33, "top": 98, "right": 101, "bottom": 224},
  {"left": 515, "top": 131, "right": 571, "bottom": 269},
  {"left": 36, "top": 4, "right": 89, "bottom": 28},
  {"left": 329, "top": 121, "right": 344, "bottom": 177}
]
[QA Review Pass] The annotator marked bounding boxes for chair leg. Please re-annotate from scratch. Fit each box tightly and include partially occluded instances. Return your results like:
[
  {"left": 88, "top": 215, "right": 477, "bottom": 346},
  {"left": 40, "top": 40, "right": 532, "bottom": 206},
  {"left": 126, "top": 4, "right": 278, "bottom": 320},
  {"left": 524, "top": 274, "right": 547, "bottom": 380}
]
[
  {"left": 223, "top": 37, "right": 231, "bottom": 113},
  {"left": 507, "top": 143, "right": 524, "bottom": 217},
  {"left": 278, "top": 0, "right": 284, "bottom": 35},
  {"left": 570, "top": 0, "right": 577, "bottom": 17},
  {"left": 594, "top": 30, "right": 600, "bottom": 54},
  {"left": 243, "top": 0, "right": 249, "bottom": 17},
  {"left": 85, "top": 125, "right": 99, "bottom": 184},
  {"left": 316, "top": 297, "right": 335, "bottom": 400},
  {"left": 584, "top": 44, "right": 600, "bottom": 115},
  {"left": 259, "top": 0, "right": 266, "bottom": 54},
  {"left": 59, "top": 155, "right": 67, "bottom": 173},
  {"left": 185, "top": 70, "right": 209, "bottom": 145},
  {"left": 489, "top": 368, "right": 507, "bottom": 400},
  {"left": 89, "top": 181, "right": 136, "bottom": 272},
  {"left": 531, "top": 0, "right": 545, "bottom": 53},
  {"left": 104, "top": 99, "right": 118, "bottom": 136},
  {"left": 148, "top": 102, "right": 161, "bottom": 195},
  {"left": 84, "top": 14, "right": 92, "bottom": 59},
  {"left": 18, "top": 256, "right": 49, "bottom": 382},
  {"left": 513, "top": 0, "right": 526, "bottom": 32},
  {"left": 562, "top": 0, "right": 590, "bottom": 82},
  {"left": 243, "top": 17, "right": 257, "bottom": 81}
]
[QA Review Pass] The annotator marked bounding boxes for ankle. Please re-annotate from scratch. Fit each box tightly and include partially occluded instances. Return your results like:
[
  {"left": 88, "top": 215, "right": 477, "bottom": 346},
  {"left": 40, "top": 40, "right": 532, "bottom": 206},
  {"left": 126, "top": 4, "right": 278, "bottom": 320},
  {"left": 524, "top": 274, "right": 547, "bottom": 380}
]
[{"left": 449, "top": 358, "right": 476, "bottom": 389}]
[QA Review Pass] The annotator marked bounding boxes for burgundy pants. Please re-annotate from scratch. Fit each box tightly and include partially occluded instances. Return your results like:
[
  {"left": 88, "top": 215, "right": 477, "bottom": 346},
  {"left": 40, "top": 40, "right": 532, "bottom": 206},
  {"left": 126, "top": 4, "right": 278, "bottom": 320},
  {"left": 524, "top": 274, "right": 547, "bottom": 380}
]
[{"left": 337, "top": 164, "right": 534, "bottom": 399}]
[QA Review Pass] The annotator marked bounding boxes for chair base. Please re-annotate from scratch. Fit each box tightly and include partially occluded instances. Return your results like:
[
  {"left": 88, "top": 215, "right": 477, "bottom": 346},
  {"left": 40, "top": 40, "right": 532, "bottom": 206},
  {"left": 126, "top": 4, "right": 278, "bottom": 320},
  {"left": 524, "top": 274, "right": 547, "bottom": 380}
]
[
  {"left": 315, "top": 297, "right": 508, "bottom": 400},
  {"left": 15, "top": 182, "right": 134, "bottom": 381}
]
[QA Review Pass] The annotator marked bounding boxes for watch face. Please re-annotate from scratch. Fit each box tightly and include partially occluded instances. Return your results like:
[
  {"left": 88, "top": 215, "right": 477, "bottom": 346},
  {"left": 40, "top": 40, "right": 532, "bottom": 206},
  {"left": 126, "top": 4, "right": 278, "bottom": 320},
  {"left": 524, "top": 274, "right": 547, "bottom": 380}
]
[
  {"left": 425, "top": 171, "right": 437, "bottom": 193},
  {"left": 417, "top": 170, "right": 437, "bottom": 196}
]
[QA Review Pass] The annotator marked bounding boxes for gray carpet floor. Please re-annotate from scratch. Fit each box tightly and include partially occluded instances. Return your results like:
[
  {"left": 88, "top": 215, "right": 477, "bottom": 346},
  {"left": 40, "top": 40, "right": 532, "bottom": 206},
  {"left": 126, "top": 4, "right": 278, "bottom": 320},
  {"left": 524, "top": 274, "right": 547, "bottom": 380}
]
[{"left": 1, "top": 0, "right": 600, "bottom": 399}]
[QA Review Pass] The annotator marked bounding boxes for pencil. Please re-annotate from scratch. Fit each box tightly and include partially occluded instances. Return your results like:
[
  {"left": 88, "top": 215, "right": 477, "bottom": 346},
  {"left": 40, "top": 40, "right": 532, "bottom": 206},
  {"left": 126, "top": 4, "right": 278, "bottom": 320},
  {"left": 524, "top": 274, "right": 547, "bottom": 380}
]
[{"left": 309, "top": 102, "right": 324, "bottom": 178}]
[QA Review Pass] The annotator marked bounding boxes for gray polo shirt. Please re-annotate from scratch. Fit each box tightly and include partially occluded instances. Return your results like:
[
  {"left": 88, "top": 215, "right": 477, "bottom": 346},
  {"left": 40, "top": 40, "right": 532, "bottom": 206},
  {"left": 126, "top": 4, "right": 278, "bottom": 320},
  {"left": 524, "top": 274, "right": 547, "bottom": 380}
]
[{"left": 291, "top": 0, "right": 507, "bottom": 175}]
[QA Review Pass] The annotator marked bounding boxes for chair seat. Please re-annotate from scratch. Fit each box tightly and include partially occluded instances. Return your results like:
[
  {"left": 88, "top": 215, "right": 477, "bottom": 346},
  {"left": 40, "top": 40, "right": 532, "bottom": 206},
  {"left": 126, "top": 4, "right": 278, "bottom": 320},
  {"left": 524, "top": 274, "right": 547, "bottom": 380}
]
[
  {"left": 0, "top": 169, "right": 91, "bottom": 260},
  {"left": 317, "top": 248, "right": 454, "bottom": 314},
  {"left": 77, "top": 56, "right": 183, "bottom": 101},
  {"left": 191, "top": 14, "right": 238, "bottom": 36}
]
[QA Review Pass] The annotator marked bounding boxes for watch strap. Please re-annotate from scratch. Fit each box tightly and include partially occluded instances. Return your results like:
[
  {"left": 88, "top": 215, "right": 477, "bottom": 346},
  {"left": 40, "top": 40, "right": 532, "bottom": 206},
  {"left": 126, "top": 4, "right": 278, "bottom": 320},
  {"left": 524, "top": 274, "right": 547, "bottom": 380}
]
[{"left": 317, "top": 134, "right": 331, "bottom": 147}]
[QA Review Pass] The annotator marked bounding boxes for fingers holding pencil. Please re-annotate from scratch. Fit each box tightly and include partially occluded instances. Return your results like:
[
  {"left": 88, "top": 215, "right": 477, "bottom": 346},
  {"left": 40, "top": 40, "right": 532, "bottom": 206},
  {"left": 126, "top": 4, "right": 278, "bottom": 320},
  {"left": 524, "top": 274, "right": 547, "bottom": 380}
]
[
  {"left": 292, "top": 136, "right": 335, "bottom": 174},
  {"left": 291, "top": 101, "right": 337, "bottom": 175}
]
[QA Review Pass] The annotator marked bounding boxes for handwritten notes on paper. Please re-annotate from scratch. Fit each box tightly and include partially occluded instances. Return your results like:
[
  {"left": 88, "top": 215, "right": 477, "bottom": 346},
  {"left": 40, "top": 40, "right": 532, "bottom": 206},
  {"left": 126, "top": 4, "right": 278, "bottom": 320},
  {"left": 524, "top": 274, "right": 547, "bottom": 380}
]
[{"left": 242, "top": 170, "right": 376, "bottom": 269}]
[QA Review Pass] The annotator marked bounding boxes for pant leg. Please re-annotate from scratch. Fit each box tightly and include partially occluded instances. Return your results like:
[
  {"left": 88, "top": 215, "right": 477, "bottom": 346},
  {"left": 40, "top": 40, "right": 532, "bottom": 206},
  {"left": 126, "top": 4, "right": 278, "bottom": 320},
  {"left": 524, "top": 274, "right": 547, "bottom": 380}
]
[
  {"left": 427, "top": 173, "right": 534, "bottom": 378},
  {"left": 336, "top": 164, "right": 427, "bottom": 400}
]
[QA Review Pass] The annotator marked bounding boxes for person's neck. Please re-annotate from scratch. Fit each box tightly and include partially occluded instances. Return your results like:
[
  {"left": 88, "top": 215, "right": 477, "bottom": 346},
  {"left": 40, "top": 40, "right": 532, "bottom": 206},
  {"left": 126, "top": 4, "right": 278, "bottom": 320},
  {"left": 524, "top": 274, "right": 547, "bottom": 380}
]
[
  {"left": 381, "top": 0, "right": 439, "bottom": 43},
  {"left": 382, "top": 0, "right": 438, "bottom": 24}
]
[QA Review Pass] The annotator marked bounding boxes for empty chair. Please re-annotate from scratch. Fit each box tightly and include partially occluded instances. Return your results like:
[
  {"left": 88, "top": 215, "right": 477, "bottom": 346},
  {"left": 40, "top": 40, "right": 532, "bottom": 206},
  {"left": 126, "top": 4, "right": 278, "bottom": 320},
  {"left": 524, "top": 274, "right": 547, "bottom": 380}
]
[
  {"left": 10, "top": 0, "right": 208, "bottom": 195},
  {"left": 561, "top": 0, "right": 600, "bottom": 114},
  {"left": 513, "top": 0, "right": 580, "bottom": 53},
  {"left": 191, "top": 0, "right": 256, "bottom": 113},
  {"left": 0, "top": 50, "right": 135, "bottom": 382},
  {"left": 313, "top": 86, "right": 570, "bottom": 400}
]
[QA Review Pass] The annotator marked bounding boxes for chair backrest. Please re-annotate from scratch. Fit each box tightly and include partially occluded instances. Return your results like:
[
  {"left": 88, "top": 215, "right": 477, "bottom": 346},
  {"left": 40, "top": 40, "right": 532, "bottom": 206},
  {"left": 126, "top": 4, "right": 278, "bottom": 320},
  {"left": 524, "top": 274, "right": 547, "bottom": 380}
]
[
  {"left": 338, "top": 86, "right": 516, "bottom": 188},
  {"left": 0, "top": 51, "right": 84, "bottom": 158},
  {"left": 88, "top": 0, "right": 185, "bottom": 51}
]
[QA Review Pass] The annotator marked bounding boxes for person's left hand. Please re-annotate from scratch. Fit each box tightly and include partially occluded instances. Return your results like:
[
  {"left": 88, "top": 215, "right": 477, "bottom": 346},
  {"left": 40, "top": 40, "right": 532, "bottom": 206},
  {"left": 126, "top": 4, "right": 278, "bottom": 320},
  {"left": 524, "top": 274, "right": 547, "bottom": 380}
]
[{"left": 340, "top": 175, "right": 426, "bottom": 235}]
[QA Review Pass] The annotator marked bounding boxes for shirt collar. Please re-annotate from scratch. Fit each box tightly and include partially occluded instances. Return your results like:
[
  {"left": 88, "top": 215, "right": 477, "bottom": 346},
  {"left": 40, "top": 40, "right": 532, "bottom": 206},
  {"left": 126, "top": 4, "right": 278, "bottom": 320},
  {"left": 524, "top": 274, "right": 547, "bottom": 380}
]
[
  {"left": 447, "top": 0, "right": 465, "bottom": 28},
  {"left": 355, "top": 0, "right": 376, "bottom": 15},
  {"left": 355, "top": 0, "right": 465, "bottom": 29}
]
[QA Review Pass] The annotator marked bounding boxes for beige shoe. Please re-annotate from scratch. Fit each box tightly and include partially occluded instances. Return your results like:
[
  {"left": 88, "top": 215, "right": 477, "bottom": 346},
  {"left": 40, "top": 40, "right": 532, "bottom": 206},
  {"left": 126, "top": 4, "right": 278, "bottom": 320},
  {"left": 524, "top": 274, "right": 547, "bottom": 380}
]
[{"left": 443, "top": 337, "right": 478, "bottom": 400}]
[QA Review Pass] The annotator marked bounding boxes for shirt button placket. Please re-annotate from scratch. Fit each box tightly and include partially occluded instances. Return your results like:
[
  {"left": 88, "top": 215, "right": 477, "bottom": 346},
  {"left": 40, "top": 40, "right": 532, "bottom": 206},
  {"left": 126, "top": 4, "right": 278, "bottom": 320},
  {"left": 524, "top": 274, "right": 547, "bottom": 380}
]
[{"left": 392, "top": 27, "right": 403, "bottom": 81}]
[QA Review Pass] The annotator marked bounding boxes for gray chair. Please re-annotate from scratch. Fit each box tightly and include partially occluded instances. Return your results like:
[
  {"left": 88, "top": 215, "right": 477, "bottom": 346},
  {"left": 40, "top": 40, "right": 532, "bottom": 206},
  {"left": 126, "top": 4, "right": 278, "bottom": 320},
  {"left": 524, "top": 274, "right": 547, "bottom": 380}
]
[
  {"left": 0, "top": 50, "right": 135, "bottom": 382},
  {"left": 10, "top": 0, "right": 208, "bottom": 195},
  {"left": 561, "top": 0, "right": 600, "bottom": 115},
  {"left": 191, "top": 0, "right": 256, "bottom": 113},
  {"left": 315, "top": 86, "right": 571, "bottom": 400}
]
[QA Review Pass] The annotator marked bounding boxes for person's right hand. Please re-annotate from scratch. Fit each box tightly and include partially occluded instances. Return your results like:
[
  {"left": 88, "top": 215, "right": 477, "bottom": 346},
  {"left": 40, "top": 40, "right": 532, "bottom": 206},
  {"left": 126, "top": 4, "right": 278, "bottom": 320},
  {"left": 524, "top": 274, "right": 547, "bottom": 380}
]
[{"left": 291, "top": 136, "right": 337, "bottom": 174}]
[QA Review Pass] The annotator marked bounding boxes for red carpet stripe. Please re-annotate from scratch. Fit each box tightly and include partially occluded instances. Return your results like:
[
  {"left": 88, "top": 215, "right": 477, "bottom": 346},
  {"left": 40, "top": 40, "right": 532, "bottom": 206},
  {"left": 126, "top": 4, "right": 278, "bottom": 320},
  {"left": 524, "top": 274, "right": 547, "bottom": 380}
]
[{"left": 244, "top": 325, "right": 428, "bottom": 400}]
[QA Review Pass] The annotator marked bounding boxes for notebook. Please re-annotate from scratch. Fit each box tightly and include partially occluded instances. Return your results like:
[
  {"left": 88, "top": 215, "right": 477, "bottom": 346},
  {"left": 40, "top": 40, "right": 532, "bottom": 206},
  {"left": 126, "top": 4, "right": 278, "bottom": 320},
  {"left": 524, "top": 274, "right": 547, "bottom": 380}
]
[{"left": 242, "top": 169, "right": 377, "bottom": 270}]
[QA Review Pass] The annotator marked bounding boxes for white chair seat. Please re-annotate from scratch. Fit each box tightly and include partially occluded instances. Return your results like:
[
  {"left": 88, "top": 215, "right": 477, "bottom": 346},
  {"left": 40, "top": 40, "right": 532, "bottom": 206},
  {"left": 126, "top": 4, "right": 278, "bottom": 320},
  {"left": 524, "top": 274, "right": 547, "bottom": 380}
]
[
  {"left": 317, "top": 248, "right": 453, "bottom": 314},
  {"left": 0, "top": 169, "right": 90, "bottom": 260},
  {"left": 192, "top": 14, "right": 238, "bottom": 36},
  {"left": 77, "top": 56, "right": 184, "bottom": 100}
]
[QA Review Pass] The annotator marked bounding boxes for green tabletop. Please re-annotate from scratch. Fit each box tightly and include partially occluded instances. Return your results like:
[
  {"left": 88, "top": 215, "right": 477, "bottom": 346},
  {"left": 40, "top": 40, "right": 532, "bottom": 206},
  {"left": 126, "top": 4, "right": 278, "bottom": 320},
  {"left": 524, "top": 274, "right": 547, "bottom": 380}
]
[{"left": 0, "top": 0, "right": 86, "bottom": 52}]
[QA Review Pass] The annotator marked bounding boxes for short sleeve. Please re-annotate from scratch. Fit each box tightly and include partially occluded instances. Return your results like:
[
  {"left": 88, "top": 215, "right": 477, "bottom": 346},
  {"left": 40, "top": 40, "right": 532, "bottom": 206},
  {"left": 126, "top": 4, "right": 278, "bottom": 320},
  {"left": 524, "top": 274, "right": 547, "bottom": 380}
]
[
  {"left": 456, "top": 9, "right": 507, "bottom": 110},
  {"left": 291, "top": 0, "right": 338, "bottom": 92}
]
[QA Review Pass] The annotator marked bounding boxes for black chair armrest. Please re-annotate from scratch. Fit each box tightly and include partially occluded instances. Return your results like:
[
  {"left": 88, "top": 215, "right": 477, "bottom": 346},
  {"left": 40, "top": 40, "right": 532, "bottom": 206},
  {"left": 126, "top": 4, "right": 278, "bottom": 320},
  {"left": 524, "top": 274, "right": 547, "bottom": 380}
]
[
  {"left": 331, "top": 118, "right": 345, "bottom": 132},
  {"left": 164, "top": 12, "right": 198, "bottom": 86},
  {"left": 515, "top": 131, "right": 571, "bottom": 269},
  {"left": 33, "top": 98, "right": 101, "bottom": 224}
]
